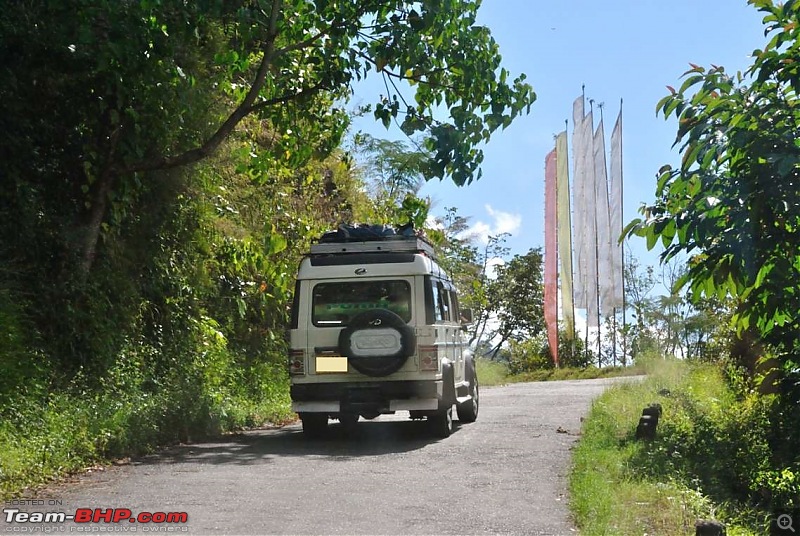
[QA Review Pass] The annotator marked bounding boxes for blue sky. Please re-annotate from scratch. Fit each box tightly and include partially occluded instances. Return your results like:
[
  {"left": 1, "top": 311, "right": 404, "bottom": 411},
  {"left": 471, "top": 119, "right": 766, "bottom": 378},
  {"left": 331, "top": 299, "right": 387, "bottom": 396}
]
[{"left": 349, "top": 1, "right": 767, "bottom": 273}]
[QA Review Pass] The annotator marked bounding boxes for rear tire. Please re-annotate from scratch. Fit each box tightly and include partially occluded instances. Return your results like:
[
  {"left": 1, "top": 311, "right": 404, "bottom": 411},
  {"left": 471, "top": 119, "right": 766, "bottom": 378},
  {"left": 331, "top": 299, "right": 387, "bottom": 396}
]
[
  {"left": 429, "top": 406, "right": 453, "bottom": 438},
  {"left": 456, "top": 370, "right": 479, "bottom": 423},
  {"left": 300, "top": 413, "right": 328, "bottom": 438}
]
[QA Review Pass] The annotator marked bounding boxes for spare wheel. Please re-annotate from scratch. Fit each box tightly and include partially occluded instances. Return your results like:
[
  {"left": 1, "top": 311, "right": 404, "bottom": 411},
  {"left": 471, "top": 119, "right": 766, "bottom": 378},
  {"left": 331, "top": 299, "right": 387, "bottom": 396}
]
[{"left": 338, "top": 308, "right": 416, "bottom": 377}]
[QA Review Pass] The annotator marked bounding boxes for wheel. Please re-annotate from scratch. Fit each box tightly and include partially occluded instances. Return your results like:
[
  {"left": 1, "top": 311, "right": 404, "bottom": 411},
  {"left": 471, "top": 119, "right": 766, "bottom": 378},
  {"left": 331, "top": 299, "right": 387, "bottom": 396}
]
[
  {"left": 429, "top": 406, "right": 453, "bottom": 438},
  {"left": 338, "top": 309, "right": 416, "bottom": 377},
  {"left": 300, "top": 413, "right": 328, "bottom": 438},
  {"left": 457, "top": 367, "right": 479, "bottom": 423}
]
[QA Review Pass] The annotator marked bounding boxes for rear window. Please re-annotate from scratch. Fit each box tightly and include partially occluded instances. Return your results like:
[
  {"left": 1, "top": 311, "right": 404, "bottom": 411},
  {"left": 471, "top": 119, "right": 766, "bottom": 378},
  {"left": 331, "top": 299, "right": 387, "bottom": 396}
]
[{"left": 312, "top": 280, "right": 412, "bottom": 327}]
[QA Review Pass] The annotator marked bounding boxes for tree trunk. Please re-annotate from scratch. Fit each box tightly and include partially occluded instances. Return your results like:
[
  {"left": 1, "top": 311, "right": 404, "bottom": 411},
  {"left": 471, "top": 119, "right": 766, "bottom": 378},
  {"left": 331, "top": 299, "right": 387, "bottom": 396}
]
[{"left": 78, "top": 169, "right": 114, "bottom": 279}]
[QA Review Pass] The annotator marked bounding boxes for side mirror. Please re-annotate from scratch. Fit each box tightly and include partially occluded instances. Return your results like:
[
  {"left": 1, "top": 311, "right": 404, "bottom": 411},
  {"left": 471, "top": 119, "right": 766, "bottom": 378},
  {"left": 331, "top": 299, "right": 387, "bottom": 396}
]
[{"left": 460, "top": 308, "right": 473, "bottom": 325}]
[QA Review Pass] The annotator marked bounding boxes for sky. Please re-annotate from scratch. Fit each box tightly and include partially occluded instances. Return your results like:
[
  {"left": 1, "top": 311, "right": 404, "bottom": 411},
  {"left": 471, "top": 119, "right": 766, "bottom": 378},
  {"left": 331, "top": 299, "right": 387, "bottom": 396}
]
[{"left": 348, "top": 1, "right": 767, "bottom": 276}]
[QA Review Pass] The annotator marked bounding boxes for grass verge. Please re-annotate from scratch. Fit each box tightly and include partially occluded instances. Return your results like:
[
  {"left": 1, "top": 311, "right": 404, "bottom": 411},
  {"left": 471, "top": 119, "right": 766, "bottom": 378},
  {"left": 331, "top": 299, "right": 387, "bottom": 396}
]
[
  {"left": 510, "top": 364, "right": 645, "bottom": 383},
  {"left": 475, "top": 359, "right": 511, "bottom": 387},
  {"left": 476, "top": 358, "right": 645, "bottom": 387},
  {"left": 569, "top": 358, "right": 775, "bottom": 535},
  {"left": 0, "top": 387, "right": 293, "bottom": 502}
]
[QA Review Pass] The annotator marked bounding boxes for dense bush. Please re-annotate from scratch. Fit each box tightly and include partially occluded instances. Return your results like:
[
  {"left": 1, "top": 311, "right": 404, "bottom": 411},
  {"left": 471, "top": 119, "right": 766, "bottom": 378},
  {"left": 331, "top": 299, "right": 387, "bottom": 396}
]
[
  {"left": 0, "top": 133, "right": 365, "bottom": 499},
  {"left": 571, "top": 358, "right": 800, "bottom": 533},
  {"left": 508, "top": 330, "right": 592, "bottom": 374},
  {"left": 0, "top": 0, "right": 537, "bottom": 501},
  {"left": 632, "top": 361, "right": 800, "bottom": 524}
]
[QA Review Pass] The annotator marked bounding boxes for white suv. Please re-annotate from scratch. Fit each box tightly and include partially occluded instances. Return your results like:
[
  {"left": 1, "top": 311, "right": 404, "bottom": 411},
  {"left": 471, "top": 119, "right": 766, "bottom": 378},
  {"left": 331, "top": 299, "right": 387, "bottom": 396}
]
[{"left": 288, "top": 226, "right": 479, "bottom": 438}]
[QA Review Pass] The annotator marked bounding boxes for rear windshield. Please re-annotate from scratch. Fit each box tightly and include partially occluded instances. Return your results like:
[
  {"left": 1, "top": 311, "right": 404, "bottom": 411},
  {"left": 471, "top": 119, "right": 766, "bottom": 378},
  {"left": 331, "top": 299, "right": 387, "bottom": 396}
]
[{"left": 312, "top": 280, "right": 411, "bottom": 327}]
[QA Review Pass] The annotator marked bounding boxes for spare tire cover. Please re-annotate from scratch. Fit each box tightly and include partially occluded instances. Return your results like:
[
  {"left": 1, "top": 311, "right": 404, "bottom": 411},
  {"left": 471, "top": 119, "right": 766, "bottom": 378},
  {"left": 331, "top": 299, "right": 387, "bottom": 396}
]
[{"left": 338, "top": 309, "right": 416, "bottom": 377}]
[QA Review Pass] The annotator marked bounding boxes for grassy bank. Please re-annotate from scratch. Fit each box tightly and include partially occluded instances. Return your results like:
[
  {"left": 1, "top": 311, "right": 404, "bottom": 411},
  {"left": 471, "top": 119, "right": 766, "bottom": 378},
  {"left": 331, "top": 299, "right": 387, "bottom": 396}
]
[
  {"left": 475, "top": 359, "right": 512, "bottom": 387},
  {"left": 0, "top": 296, "right": 294, "bottom": 501},
  {"left": 0, "top": 384, "right": 293, "bottom": 501},
  {"left": 570, "top": 358, "right": 797, "bottom": 535},
  {"left": 475, "top": 358, "right": 644, "bottom": 387},
  {"left": 510, "top": 364, "right": 645, "bottom": 383}
]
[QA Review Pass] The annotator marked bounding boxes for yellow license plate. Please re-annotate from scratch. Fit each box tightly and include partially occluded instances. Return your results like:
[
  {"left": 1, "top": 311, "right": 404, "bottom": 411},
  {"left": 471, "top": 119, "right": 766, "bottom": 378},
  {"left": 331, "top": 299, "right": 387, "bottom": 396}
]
[{"left": 315, "top": 356, "right": 348, "bottom": 373}]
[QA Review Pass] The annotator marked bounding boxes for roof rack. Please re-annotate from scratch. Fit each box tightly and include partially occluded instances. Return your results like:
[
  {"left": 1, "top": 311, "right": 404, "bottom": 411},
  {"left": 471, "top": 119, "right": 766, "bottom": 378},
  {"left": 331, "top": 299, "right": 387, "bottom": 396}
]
[{"left": 309, "top": 235, "right": 436, "bottom": 257}]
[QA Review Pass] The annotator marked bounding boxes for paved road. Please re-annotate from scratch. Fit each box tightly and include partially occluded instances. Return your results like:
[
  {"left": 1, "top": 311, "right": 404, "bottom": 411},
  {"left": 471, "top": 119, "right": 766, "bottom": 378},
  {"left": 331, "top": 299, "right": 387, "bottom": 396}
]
[{"left": 9, "top": 377, "right": 634, "bottom": 535}]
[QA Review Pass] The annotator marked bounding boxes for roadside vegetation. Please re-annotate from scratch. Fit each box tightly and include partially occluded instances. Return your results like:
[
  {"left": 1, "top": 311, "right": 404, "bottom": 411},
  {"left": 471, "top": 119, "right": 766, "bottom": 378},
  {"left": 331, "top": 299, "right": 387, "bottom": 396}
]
[
  {"left": 3, "top": 2, "right": 800, "bottom": 529},
  {"left": 571, "top": 356, "right": 800, "bottom": 535},
  {"left": 0, "top": 2, "right": 534, "bottom": 500},
  {"left": 476, "top": 359, "right": 644, "bottom": 387},
  {"left": 572, "top": 2, "right": 800, "bottom": 533}
]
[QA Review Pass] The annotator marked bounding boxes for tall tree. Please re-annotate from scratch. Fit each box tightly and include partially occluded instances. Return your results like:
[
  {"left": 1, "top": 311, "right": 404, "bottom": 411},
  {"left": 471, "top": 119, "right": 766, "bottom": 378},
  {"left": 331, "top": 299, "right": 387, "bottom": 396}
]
[
  {"left": 623, "top": 250, "right": 658, "bottom": 358},
  {"left": 625, "top": 0, "right": 800, "bottom": 370},
  {"left": 486, "top": 248, "right": 545, "bottom": 357},
  {"left": 0, "top": 0, "right": 534, "bottom": 278},
  {"left": 355, "top": 134, "right": 427, "bottom": 199},
  {"left": 352, "top": 133, "right": 430, "bottom": 225}
]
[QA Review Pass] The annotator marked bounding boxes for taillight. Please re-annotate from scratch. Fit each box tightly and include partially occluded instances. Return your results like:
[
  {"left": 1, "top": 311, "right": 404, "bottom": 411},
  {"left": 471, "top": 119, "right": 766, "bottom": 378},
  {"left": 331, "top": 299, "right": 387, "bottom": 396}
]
[
  {"left": 418, "top": 345, "right": 438, "bottom": 371},
  {"left": 289, "top": 349, "right": 305, "bottom": 375}
]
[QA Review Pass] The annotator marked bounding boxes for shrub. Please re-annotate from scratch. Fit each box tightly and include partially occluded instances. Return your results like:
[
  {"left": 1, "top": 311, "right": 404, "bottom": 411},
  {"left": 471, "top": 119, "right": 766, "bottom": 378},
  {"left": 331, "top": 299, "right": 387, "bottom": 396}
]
[{"left": 575, "top": 358, "right": 800, "bottom": 532}]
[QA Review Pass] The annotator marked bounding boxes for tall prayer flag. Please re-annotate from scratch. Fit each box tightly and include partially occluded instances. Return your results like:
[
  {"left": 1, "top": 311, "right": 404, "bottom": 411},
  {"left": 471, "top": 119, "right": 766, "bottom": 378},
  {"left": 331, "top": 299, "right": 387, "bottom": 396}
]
[
  {"left": 544, "top": 148, "right": 559, "bottom": 367},
  {"left": 556, "top": 131, "right": 574, "bottom": 340},
  {"left": 583, "top": 112, "right": 599, "bottom": 327},
  {"left": 572, "top": 96, "right": 590, "bottom": 309},
  {"left": 594, "top": 118, "right": 615, "bottom": 317},
  {"left": 609, "top": 109, "right": 625, "bottom": 307}
]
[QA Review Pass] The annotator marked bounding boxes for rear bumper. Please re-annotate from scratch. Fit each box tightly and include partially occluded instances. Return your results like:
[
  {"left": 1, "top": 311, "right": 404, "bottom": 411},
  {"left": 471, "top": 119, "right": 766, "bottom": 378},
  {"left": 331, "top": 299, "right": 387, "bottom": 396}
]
[{"left": 290, "top": 380, "right": 442, "bottom": 414}]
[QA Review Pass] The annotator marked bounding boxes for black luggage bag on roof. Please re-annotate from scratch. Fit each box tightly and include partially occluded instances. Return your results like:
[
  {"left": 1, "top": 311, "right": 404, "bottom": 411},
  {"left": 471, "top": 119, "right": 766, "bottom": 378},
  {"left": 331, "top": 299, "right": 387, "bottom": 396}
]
[{"left": 319, "top": 223, "right": 415, "bottom": 243}]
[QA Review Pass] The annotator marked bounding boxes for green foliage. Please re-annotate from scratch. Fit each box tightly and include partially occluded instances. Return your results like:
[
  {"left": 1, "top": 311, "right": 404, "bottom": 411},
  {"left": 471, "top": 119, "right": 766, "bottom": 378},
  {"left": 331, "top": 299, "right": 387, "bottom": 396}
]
[
  {"left": 0, "top": 286, "right": 50, "bottom": 408},
  {"left": 625, "top": 1, "right": 800, "bottom": 370},
  {"left": 571, "top": 369, "right": 723, "bottom": 535},
  {"left": 0, "top": 107, "right": 364, "bottom": 499},
  {"left": 474, "top": 358, "right": 510, "bottom": 387},
  {"left": 486, "top": 248, "right": 546, "bottom": 354},
  {"left": 571, "top": 359, "right": 800, "bottom": 534},
  {"left": 0, "top": 342, "right": 293, "bottom": 501},
  {"left": 508, "top": 338, "right": 553, "bottom": 373},
  {"left": 508, "top": 330, "right": 591, "bottom": 374},
  {"left": 355, "top": 134, "right": 427, "bottom": 194},
  {"left": 632, "top": 364, "right": 800, "bottom": 517},
  {"left": 0, "top": 0, "right": 535, "bottom": 500}
]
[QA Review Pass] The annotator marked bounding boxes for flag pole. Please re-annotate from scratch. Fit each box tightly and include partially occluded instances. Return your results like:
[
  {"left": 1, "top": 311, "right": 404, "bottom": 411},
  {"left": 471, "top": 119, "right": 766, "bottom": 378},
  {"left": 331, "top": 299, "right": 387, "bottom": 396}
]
[{"left": 619, "top": 98, "right": 628, "bottom": 366}]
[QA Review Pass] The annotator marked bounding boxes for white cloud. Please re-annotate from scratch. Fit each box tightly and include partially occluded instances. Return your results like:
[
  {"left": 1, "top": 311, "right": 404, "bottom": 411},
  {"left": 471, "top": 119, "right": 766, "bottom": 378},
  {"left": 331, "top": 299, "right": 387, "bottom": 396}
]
[
  {"left": 467, "top": 221, "right": 492, "bottom": 244},
  {"left": 467, "top": 204, "right": 523, "bottom": 244},
  {"left": 485, "top": 256, "right": 505, "bottom": 279},
  {"left": 425, "top": 213, "right": 442, "bottom": 230},
  {"left": 485, "top": 205, "right": 522, "bottom": 236}
]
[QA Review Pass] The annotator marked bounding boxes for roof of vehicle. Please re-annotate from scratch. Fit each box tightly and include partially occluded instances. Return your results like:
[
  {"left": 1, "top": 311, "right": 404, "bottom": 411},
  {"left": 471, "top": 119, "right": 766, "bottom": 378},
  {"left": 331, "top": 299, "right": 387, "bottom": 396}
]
[{"left": 298, "top": 229, "right": 450, "bottom": 281}]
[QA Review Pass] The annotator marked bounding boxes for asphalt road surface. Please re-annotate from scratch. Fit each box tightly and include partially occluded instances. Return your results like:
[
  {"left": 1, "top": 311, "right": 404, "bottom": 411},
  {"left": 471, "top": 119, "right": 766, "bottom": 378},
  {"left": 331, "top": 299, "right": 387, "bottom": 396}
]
[{"left": 9, "top": 377, "right": 635, "bottom": 535}]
